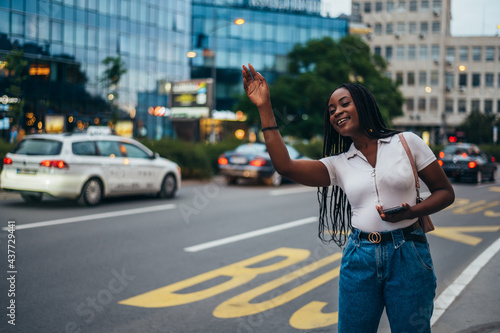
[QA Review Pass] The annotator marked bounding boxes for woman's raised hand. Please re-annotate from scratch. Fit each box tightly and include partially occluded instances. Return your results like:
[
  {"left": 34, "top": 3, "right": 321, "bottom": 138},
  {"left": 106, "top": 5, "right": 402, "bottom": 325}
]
[{"left": 242, "top": 63, "right": 270, "bottom": 108}]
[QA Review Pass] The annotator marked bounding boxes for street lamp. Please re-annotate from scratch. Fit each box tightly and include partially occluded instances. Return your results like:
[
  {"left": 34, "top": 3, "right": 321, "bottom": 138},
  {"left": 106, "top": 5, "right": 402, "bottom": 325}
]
[{"left": 210, "top": 18, "right": 245, "bottom": 114}]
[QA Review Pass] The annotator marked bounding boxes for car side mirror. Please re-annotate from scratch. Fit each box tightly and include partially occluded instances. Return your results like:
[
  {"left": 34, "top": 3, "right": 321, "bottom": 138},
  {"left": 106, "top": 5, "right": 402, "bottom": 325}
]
[{"left": 151, "top": 152, "right": 159, "bottom": 159}]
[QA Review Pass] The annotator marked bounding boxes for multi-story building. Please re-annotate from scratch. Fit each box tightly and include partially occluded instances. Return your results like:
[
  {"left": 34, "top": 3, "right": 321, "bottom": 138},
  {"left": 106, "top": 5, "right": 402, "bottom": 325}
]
[
  {"left": 0, "top": 0, "right": 348, "bottom": 141},
  {"left": 353, "top": 0, "right": 500, "bottom": 144},
  {"left": 0, "top": 0, "right": 191, "bottom": 138}
]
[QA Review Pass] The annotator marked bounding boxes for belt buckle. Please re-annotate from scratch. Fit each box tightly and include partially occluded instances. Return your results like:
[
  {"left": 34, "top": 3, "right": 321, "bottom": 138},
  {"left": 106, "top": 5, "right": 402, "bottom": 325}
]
[{"left": 368, "top": 232, "right": 382, "bottom": 243}]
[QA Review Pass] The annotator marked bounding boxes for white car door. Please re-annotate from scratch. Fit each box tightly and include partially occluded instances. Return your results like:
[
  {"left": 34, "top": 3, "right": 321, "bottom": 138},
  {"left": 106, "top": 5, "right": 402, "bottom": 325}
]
[
  {"left": 95, "top": 140, "right": 129, "bottom": 194},
  {"left": 119, "top": 142, "right": 159, "bottom": 193}
]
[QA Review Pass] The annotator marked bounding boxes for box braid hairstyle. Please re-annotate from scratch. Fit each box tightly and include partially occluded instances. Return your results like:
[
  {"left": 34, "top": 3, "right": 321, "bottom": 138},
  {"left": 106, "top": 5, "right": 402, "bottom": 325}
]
[{"left": 318, "top": 83, "right": 400, "bottom": 246}]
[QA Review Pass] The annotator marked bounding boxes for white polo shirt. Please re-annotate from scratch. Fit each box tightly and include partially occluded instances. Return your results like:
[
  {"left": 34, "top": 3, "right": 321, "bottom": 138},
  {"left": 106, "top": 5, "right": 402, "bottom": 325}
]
[{"left": 320, "top": 132, "right": 436, "bottom": 232}]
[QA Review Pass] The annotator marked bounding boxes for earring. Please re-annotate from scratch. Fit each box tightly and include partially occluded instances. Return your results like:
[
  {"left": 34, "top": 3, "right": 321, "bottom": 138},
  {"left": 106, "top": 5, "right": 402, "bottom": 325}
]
[{"left": 369, "top": 129, "right": 373, "bottom": 132}]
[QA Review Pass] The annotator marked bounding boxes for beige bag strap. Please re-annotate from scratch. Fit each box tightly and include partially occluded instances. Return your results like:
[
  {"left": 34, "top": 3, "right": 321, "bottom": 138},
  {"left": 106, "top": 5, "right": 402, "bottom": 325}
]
[{"left": 398, "top": 133, "right": 421, "bottom": 199}]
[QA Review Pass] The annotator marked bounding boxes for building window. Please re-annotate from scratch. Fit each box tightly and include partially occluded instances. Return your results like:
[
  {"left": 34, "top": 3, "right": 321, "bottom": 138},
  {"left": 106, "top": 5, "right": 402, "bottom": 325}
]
[
  {"left": 459, "top": 46, "right": 468, "bottom": 61},
  {"left": 433, "top": 0, "right": 442, "bottom": 10},
  {"left": 421, "top": 0, "right": 430, "bottom": 10},
  {"left": 432, "top": 21, "right": 440, "bottom": 34},
  {"left": 398, "top": 1, "right": 406, "bottom": 11},
  {"left": 408, "top": 45, "right": 416, "bottom": 59},
  {"left": 445, "top": 99, "right": 453, "bottom": 113},
  {"left": 420, "top": 22, "right": 428, "bottom": 34},
  {"left": 458, "top": 99, "right": 466, "bottom": 113},
  {"left": 472, "top": 46, "right": 482, "bottom": 61},
  {"left": 497, "top": 100, "right": 500, "bottom": 114},
  {"left": 446, "top": 47, "right": 455, "bottom": 62},
  {"left": 397, "top": 22, "right": 405, "bottom": 34},
  {"left": 485, "top": 46, "right": 494, "bottom": 61},
  {"left": 431, "top": 70, "right": 438, "bottom": 85},
  {"left": 419, "top": 71, "right": 427, "bottom": 85},
  {"left": 386, "top": 46, "right": 393, "bottom": 61},
  {"left": 409, "top": 22, "right": 417, "bottom": 34},
  {"left": 498, "top": 74, "right": 500, "bottom": 87},
  {"left": 471, "top": 100, "right": 480, "bottom": 112},
  {"left": 472, "top": 73, "right": 481, "bottom": 87},
  {"left": 397, "top": 45, "right": 405, "bottom": 60},
  {"left": 485, "top": 73, "right": 494, "bottom": 87},
  {"left": 459, "top": 73, "right": 467, "bottom": 87},
  {"left": 396, "top": 72, "right": 404, "bottom": 85},
  {"left": 406, "top": 98, "right": 414, "bottom": 111},
  {"left": 431, "top": 44, "right": 439, "bottom": 61},
  {"left": 374, "top": 46, "right": 382, "bottom": 55},
  {"left": 430, "top": 97, "right": 438, "bottom": 111},
  {"left": 385, "top": 71, "right": 392, "bottom": 79},
  {"left": 419, "top": 45, "right": 428, "bottom": 59},
  {"left": 408, "top": 72, "right": 415, "bottom": 85},
  {"left": 409, "top": 1, "right": 417, "bottom": 11},
  {"left": 364, "top": 2, "right": 372, "bottom": 13},
  {"left": 445, "top": 72, "right": 454, "bottom": 89},
  {"left": 418, "top": 97, "right": 426, "bottom": 111},
  {"left": 376, "top": 2, "right": 383, "bottom": 12},
  {"left": 352, "top": 2, "right": 361, "bottom": 15},
  {"left": 484, "top": 100, "right": 493, "bottom": 114},
  {"left": 386, "top": 23, "right": 394, "bottom": 34},
  {"left": 387, "top": 1, "right": 395, "bottom": 12},
  {"left": 375, "top": 23, "right": 382, "bottom": 35}
]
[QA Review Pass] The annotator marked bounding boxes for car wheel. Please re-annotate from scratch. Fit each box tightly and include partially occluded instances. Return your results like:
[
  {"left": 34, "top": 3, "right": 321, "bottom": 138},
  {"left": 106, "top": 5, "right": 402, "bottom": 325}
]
[
  {"left": 20, "top": 192, "right": 43, "bottom": 203},
  {"left": 158, "top": 173, "right": 177, "bottom": 198},
  {"left": 263, "top": 171, "right": 282, "bottom": 187},
  {"left": 78, "top": 178, "right": 103, "bottom": 206},
  {"left": 489, "top": 169, "right": 496, "bottom": 182},
  {"left": 475, "top": 170, "right": 482, "bottom": 184}
]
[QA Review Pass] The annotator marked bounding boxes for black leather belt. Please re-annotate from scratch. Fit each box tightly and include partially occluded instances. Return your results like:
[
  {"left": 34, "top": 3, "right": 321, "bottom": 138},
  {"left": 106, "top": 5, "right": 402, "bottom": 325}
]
[{"left": 358, "top": 222, "right": 427, "bottom": 244}]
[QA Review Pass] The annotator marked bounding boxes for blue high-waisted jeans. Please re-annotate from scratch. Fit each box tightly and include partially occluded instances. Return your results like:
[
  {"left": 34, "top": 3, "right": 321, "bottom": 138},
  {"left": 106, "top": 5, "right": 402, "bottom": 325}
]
[{"left": 338, "top": 226, "right": 436, "bottom": 333}]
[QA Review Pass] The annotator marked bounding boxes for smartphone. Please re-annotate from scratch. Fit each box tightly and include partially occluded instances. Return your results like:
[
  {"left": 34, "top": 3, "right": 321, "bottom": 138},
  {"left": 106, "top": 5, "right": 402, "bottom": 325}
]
[{"left": 382, "top": 206, "right": 406, "bottom": 215}]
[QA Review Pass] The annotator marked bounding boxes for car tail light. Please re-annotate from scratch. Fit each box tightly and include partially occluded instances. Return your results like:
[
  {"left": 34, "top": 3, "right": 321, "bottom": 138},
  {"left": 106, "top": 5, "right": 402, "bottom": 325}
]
[
  {"left": 40, "top": 160, "right": 69, "bottom": 169},
  {"left": 218, "top": 156, "right": 229, "bottom": 165},
  {"left": 438, "top": 160, "right": 443, "bottom": 167},
  {"left": 439, "top": 151, "right": 444, "bottom": 158},
  {"left": 468, "top": 161, "right": 477, "bottom": 169},
  {"left": 249, "top": 157, "right": 267, "bottom": 167},
  {"left": 3, "top": 157, "right": 12, "bottom": 165},
  {"left": 462, "top": 153, "right": 468, "bottom": 158},
  {"left": 492, "top": 157, "right": 496, "bottom": 162}
]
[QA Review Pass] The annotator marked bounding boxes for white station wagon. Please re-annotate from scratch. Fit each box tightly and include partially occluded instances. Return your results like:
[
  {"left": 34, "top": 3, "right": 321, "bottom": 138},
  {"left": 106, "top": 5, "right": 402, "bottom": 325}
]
[{"left": 1, "top": 130, "right": 181, "bottom": 206}]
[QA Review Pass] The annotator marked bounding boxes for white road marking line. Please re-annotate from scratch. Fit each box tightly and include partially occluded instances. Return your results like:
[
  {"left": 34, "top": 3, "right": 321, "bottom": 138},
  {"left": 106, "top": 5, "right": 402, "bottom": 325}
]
[
  {"left": 431, "top": 236, "right": 500, "bottom": 326},
  {"left": 2, "top": 204, "right": 177, "bottom": 231},
  {"left": 184, "top": 216, "right": 318, "bottom": 252},
  {"left": 270, "top": 186, "right": 317, "bottom": 196}
]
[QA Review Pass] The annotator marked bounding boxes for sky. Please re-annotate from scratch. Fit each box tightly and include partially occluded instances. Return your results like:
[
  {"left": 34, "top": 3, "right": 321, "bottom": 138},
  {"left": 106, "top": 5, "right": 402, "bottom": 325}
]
[{"left": 321, "top": 0, "right": 500, "bottom": 36}]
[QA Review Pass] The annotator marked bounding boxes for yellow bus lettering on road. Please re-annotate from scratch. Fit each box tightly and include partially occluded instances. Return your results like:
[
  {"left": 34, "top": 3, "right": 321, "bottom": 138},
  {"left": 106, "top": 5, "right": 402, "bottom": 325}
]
[
  {"left": 289, "top": 301, "right": 338, "bottom": 329},
  {"left": 213, "top": 253, "right": 342, "bottom": 318},
  {"left": 119, "top": 247, "right": 310, "bottom": 308},
  {"left": 431, "top": 226, "right": 500, "bottom": 246}
]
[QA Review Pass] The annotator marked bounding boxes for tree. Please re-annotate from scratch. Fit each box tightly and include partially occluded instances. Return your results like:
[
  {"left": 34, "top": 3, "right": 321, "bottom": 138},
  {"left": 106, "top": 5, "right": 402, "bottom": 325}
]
[
  {"left": 3, "top": 49, "right": 28, "bottom": 128},
  {"left": 456, "top": 110, "right": 500, "bottom": 144},
  {"left": 100, "top": 56, "right": 127, "bottom": 123},
  {"left": 234, "top": 35, "right": 403, "bottom": 139}
]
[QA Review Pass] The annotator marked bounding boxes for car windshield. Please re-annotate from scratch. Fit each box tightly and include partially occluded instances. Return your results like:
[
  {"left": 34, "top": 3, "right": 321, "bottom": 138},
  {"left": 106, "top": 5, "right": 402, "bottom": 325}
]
[
  {"left": 235, "top": 144, "right": 267, "bottom": 154},
  {"left": 443, "top": 145, "right": 479, "bottom": 156},
  {"left": 12, "top": 139, "right": 62, "bottom": 155}
]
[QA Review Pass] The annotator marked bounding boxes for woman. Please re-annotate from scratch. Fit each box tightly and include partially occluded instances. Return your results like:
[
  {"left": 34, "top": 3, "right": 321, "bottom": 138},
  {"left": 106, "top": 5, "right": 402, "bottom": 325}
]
[{"left": 242, "top": 63, "right": 455, "bottom": 332}]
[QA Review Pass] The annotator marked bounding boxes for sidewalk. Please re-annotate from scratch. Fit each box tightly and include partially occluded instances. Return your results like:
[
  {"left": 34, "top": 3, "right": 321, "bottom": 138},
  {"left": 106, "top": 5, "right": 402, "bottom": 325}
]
[{"left": 431, "top": 238, "right": 500, "bottom": 333}]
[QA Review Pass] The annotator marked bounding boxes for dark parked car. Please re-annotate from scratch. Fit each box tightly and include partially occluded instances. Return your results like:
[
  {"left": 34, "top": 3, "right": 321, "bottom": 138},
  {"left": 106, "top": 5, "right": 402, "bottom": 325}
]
[
  {"left": 437, "top": 143, "right": 497, "bottom": 183},
  {"left": 217, "top": 142, "right": 306, "bottom": 186}
]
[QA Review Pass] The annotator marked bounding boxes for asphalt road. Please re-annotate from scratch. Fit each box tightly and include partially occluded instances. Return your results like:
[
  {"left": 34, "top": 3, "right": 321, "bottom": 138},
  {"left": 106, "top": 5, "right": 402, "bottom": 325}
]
[{"left": 0, "top": 176, "right": 499, "bottom": 333}]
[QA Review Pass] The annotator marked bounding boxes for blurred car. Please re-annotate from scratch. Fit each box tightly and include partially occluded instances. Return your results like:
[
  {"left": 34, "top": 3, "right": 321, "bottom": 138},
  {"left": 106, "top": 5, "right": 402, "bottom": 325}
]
[
  {"left": 437, "top": 143, "right": 496, "bottom": 183},
  {"left": 217, "top": 142, "right": 307, "bottom": 186},
  {"left": 1, "top": 129, "right": 181, "bottom": 206}
]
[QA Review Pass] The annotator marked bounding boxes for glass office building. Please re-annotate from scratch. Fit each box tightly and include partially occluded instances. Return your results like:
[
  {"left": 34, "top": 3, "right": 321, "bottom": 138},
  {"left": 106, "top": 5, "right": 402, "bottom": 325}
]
[
  {"left": 190, "top": 0, "right": 349, "bottom": 110},
  {"left": 0, "top": 0, "right": 191, "bottom": 136},
  {"left": 0, "top": 0, "right": 347, "bottom": 139}
]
